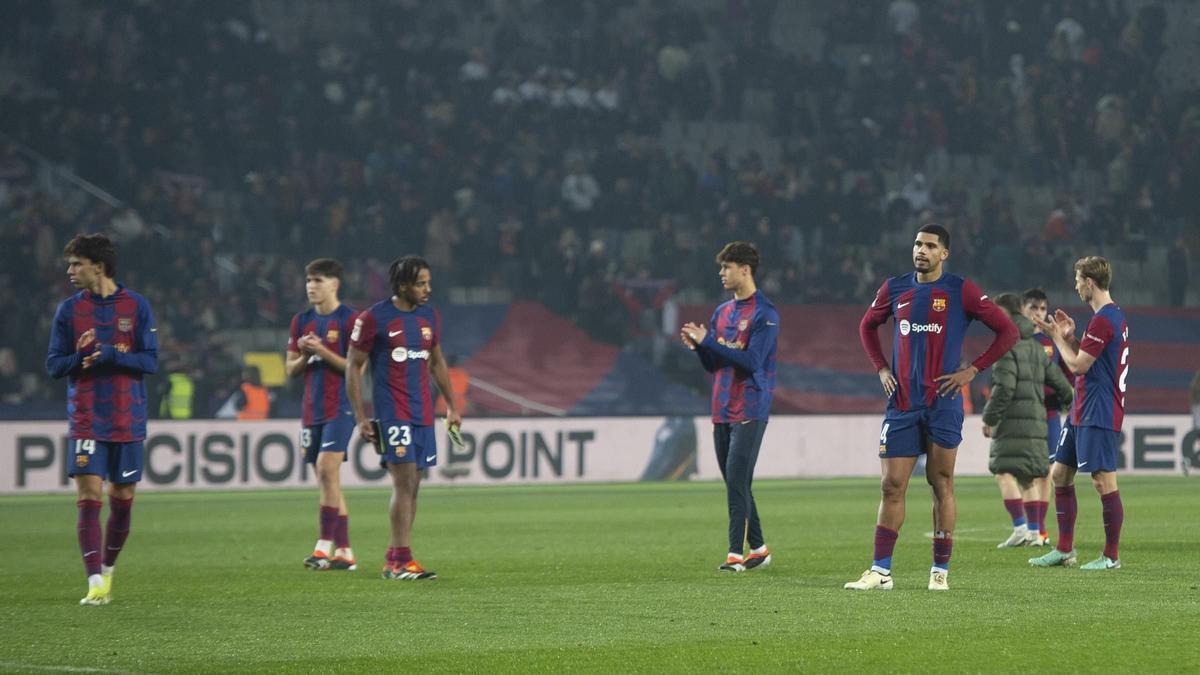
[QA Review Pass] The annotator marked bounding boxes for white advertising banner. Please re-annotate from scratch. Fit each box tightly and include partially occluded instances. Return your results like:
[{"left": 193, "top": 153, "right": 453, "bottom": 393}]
[{"left": 2, "top": 415, "right": 1196, "bottom": 493}]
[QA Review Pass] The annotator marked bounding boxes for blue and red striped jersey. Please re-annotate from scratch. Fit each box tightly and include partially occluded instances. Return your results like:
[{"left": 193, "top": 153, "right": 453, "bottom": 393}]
[
  {"left": 1034, "top": 332, "right": 1072, "bottom": 414},
  {"left": 695, "top": 290, "right": 779, "bottom": 423},
  {"left": 46, "top": 285, "right": 158, "bottom": 441},
  {"left": 287, "top": 304, "right": 356, "bottom": 426},
  {"left": 1072, "top": 303, "right": 1128, "bottom": 431},
  {"left": 860, "top": 272, "right": 1017, "bottom": 412},
  {"left": 349, "top": 299, "right": 440, "bottom": 426}
]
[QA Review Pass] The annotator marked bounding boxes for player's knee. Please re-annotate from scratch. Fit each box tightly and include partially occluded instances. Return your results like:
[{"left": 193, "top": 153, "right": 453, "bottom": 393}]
[
  {"left": 880, "top": 476, "right": 906, "bottom": 499},
  {"left": 1050, "top": 464, "right": 1073, "bottom": 486},
  {"left": 1090, "top": 471, "right": 1116, "bottom": 493},
  {"left": 926, "top": 471, "right": 953, "bottom": 495}
]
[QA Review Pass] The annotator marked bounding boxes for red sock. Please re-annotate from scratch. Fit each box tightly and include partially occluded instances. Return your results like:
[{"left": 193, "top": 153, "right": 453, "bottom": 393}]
[
  {"left": 872, "top": 525, "right": 898, "bottom": 570},
  {"left": 335, "top": 515, "right": 350, "bottom": 550},
  {"left": 1055, "top": 486, "right": 1077, "bottom": 553},
  {"left": 319, "top": 506, "right": 338, "bottom": 542},
  {"left": 77, "top": 499, "right": 102, "bottom": 576},
  {"left": 1038, "top": 500, "right": 1049, "bottom": 536},
  {"left": 1022, "top": 501, "right": 1038, "bottom": 530},
  {"left": 1003, "top": 499, "right": 1025, "bottom": 527},
  {"left": 933, "top": 535, "right": 953, "bottom": 571},
  {"left": 103, "top": 496, "right": 134, "bottom": 567},
  {"left": 386, "top": 546, "right": 412, "bottom": 564},
  {"left": 1101, "top": 490, "right": 1124, "bottom": 560}
]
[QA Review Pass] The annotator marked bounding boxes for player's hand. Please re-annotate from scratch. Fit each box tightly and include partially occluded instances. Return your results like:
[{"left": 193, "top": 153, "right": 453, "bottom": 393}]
[
  {"left": 934, "top": 365, "right": 979, "bottom": 397},
  {"left": 1051, "top": 309, "right": 1075, "bottom": 338},
  {"left": 877, "top": 367, "right": 897, "bottom": 397},
  {"left": 81, "top": 347, "right": 102, "bottom": 369},
  {"left": 445, "top": 408, "right": 463, "bottom": 431},
  {"left": 682, "top": 322, "right": 707, "bottom": 344},
  {"left": 358, "top": 419, "right": 377, "bottom": 443},
  {"left": 680, "top": 330, "right": 697, "bottom": 350},
  {"left": 76, "top": 329, "right": 96, "bottom": 351},
  {"left": 982, "top": 424, "right": 993, "bottom": 438},
  {"left": 298, "top": 334, "right": 320, "bottom": 354}
]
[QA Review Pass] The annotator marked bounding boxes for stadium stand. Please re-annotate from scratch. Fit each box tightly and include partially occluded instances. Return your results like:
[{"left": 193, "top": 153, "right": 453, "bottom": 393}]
[{"left": 1, "top": 0, "right": 1197, "bottom": 416}]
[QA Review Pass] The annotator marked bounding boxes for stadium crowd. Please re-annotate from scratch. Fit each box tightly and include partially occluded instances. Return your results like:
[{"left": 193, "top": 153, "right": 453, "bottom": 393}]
[{"left": 1, "top": 0, "right": 1197, "bottom": 412}]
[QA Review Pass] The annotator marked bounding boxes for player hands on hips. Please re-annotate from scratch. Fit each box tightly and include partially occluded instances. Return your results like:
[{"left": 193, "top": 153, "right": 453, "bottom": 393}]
[
  {"left": 47, "top": 234, "right": 160, "bottom": 605},
  {"left": 681, "top": 242, "right": 779, "bottom": 573},
  {"left": 844, "top": 224, "right": 1018, "bottom": 591},
  {"left": 287, "top": 258, "right": 359, "bottom": 571},
  {"left": 1028, "top": 256, "right": 1128, "bottom": 571},
  {"left": 346, "top": 256, "right": 463, "bottom": 581}
]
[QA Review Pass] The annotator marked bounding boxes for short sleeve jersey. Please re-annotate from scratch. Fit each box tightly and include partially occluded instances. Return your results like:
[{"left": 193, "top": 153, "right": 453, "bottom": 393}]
[
  {"left": 349, "top": 299, "right": 439, "bottom": 426},
  {"left": 47, "top": 286, "right": 158, "bottom": 441},
  {"left": 287, "top": 304, "right": 356, "bottom": 426},
  {"left": 1072, "top": 303, "right": 1129, "bottom": 431}
]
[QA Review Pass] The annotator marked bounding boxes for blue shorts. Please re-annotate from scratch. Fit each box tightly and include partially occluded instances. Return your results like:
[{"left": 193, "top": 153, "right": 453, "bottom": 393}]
[
  {"left": 377, "top": 422, "right": 437, "bottom": 469},
  {"left": 301, "top": 412, "right": 356, "bottom": 463},
  {"left": 1046, "top": 412, "right": 1062, "bottom": 461},
  {"left": 878, "top": 405, "right": 963, "bottom": 457},
  {"left": 67, "top": 439, "right": 144, "bottom": 483},
  {"left": 1054, "top": 423, "right": 1120, "bottom": 473}
]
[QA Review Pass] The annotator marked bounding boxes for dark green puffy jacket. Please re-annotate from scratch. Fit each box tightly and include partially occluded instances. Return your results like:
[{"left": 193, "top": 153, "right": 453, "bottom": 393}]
[{"left": 982, "top": 315, "right": 1074, "bottom": 479}]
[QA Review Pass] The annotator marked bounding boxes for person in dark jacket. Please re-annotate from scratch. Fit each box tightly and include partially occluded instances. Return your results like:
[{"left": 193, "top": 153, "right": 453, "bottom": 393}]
[{"left": 982, "top": 294, "right": 1074, "bottom": 548}]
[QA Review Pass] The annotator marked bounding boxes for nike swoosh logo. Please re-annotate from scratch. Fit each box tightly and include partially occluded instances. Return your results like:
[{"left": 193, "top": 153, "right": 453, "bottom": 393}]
[
  {"left": 322, "top": 441, "right": 336, "bottom": 447},
  {"left": 1077, "top": 461, "right": 1088, "bottom": 467},
  {"left": 897, "top": 302, "right": 910, "bottom": 309},
  {"left": 1084, "top": 333, "right": 1103, "bottom": 342},
  {"left": 150, "top": 328, "right": 158, "bottom": 332},
  {"left": 84, "top": 550, "right": 98, "bottom": 557},
  {"left": 388, "top": 330, "right": 403, "bottom": 337},
  {"left": 425, "top": 456, "right": 436, "bottom": 462},
  {"left": 121, "top": 470, "right": 138, "bottom": 477},
  {"left": 766, "top": 321, "right": 777, "bottom": 326}
]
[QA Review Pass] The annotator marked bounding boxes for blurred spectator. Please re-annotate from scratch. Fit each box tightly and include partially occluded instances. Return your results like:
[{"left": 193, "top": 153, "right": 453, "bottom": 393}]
[{"left": 2, "top": 0, "right": 1197, "bottom": 414}]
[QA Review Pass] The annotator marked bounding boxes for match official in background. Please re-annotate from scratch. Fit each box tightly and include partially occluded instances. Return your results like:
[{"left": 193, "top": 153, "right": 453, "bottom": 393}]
[
  {"left": 681, "top": 241, "right": 779, "bottom": 573},
  {"left": 981, "top": 293, "right": 1073, "bottom": 549},
  {"left": 47, "top": 234, "right": 159, "bottom": 606}
]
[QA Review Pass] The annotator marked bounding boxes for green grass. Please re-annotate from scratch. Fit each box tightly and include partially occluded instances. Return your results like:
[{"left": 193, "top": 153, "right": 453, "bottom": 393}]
[{"left": 2, "top": 476, "right": 1199, "bottom": 673}]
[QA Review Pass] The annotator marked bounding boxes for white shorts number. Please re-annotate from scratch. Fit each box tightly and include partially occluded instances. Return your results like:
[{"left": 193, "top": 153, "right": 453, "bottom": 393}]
[
  {"left": 1058, "top": 426, "right": 1069, "bottom": 449},
  {"left": 300, "top": 428, "right": 311, "bottom": 449},
  {"left": 879, "top": 423, "right": 890, "bottom": 443},
  {"left": 388, "top": 425, "right": 412, "bottom": 447},
  {"left": 76, "top": 439, "right": 96, "bottom": 454}
]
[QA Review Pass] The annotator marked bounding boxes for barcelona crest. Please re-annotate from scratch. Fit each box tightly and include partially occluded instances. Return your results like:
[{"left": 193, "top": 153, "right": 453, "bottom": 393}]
[
  {"left": 421, "top": 326, "right": 433, "bottom": 341},
  {"left": 395, "top": 445, "right": 408, "bottom": 458},
  {"left": 76, "top": 454, "right": 89, "bottom": 468},
  {"left": 738, "top": 319, "right": 749, "bottom": 332},
  {"left": 326, "top": 329, "right": 339, "bottom": 343},
  {"left": 118, "top": 317, "right": 133, "bottom": 332},
  {"left": 931, "top": 298, "right": 947, "bottom": 312},
  {"left": 1044, "top": 345, "right": 1054, "bottom": 358}
]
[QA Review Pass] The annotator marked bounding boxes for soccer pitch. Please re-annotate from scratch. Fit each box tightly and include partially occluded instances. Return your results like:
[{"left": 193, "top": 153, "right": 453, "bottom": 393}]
[{"left": 2, "top": 476, "right": 1198, "bottom": 673}]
